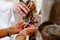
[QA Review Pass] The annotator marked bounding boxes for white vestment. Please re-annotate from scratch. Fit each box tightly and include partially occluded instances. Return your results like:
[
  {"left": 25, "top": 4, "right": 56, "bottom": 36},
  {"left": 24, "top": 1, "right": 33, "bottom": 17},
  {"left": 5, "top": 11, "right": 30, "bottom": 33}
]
[{"left": 0, "top": 1, "right": 23, "bottom": 40}]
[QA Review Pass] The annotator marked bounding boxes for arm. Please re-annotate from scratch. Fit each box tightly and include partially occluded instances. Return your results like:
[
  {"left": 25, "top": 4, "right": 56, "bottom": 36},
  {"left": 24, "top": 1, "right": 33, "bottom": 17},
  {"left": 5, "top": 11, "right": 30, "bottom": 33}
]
[
  {"left": 0, "top": 27, "right": 16, "bottom": 38},
  {"left": 0, "top": 22, "right": 25, "bottom": 38},
  {"left": 15, "top": 25, "right": 38, "bottom": 40},
  {"left": 0, "top": 1, "right": 35, "bottom": 38}
]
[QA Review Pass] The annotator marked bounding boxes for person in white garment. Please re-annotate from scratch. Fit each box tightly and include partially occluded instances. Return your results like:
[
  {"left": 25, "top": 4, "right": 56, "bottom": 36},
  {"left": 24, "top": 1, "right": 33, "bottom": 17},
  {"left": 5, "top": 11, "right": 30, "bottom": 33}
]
[{"left": 0, "top": 0, "right": 35, "bottom": 40}]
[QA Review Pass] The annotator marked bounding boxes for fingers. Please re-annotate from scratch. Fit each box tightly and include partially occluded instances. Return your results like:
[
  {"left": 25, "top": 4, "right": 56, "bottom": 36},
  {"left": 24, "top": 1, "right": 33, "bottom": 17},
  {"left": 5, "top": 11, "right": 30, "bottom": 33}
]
[
  {"left": 28, "top": 1, "right": 32, "bottom": 8},
  {"left": 28, "top": 1, "right": 35, "bottom": 11},
  {"left": 17, "top": 3, "right": 28, "bottom": 14},
  {"left": 14, "top": 2, "right": 30, "bottom": 16},
  {"left": 28, "top": 27, "right": 38, "bottom": 31},
  {"left": 14, "top": 22, "right": 26, "bottom": 29},
  {"left": 29, "top": 25, "right": 34, "bottom": 27},
  {"left": 19, "top": 27, "right": 38, "bottom": 36},
  {"left": 14, "top": 5, "right": 25, "bottom": 16},
  {"left": 23, "top": 24, "right": 34, "bottom": 28},
  {"left": 14, "top": 1, "right": 35, "bottom": 16},
  {"left": 19, "top": 2, "right": 30, "bottom": 12},
  {"left": 26, "top": 27, "right": 38, "bottom": 35},
  {"left": 16, "top": 6, "right": 26, "bottom": 16}
]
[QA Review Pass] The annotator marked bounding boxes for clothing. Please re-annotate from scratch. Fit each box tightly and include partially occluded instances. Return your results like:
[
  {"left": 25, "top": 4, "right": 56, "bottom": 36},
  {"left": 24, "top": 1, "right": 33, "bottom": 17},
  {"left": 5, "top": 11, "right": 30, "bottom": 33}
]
[
  {"left": 0, "top": 0, "right": 54, "bottom": 40},
  {"left": 0, "top": 1, "right": 23, "bottom": 40}
]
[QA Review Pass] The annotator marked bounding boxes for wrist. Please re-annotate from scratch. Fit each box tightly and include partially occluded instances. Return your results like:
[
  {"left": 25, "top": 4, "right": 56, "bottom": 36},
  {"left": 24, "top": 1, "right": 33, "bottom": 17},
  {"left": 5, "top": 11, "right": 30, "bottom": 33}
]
[
  {"left": 6, "top": 26, "right": 17, "bottom": 36},
  {"left": 5, "top": 27, "right": 14, "bottom": 36}
]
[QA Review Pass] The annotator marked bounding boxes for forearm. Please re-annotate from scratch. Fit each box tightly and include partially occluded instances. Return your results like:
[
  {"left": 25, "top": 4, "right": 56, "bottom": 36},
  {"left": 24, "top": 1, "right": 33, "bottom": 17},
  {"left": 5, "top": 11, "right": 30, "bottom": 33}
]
[
  {"left": 0, "top": 27, "right": 18, "bottom": 38},
  {"left": 0, "top": 28, "right": 7, "bottom": 38}
]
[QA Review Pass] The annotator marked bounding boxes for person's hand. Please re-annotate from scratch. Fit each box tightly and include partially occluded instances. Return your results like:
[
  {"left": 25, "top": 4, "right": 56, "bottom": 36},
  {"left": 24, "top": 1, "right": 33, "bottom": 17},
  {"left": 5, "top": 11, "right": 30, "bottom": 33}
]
[
  {"left": 11, "top": 22, "right": 26, "bottom": 34},
  {"left": 13, "top": 1, "right": 35, "bottom": 16},
  {"left": 13, "top": 2, "right": 30, "bottom": 16},
  {"left": 28, "top": 1, "right": 35, "bottom": 12},
  {"left": 18, "top": 25, "right": 38, "bottom": 36}
]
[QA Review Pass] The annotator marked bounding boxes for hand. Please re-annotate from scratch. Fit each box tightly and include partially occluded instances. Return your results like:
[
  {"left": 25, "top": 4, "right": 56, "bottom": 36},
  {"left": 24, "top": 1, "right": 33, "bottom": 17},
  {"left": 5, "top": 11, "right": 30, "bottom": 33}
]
[
  {"left": 28, "top": 1, "right": 35, "bottom": 12},
  {"left": 11, "top": 22, "right": 26, "bottom": 34},
  {"left": 13, "top": 1, "right": 35, "bottom": 16},
  {"left": 18, "top": 25, "right": 38, "bottom": 36},
  {"left": 13, "top": 2, "right": 30, "bottom": 16}
]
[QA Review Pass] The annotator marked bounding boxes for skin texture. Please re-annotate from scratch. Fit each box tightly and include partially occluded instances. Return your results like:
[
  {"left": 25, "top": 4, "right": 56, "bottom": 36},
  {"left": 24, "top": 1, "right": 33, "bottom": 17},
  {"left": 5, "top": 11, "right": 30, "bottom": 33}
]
[
  {"left": 28, "top": 1, "right": 35, "bottom": 12},
  {"left": 15, "top": 1, "right": 36, "bottom": 40},
  {"left": 15, "top": 36, "right": 25, "bottom": 40},
  {"left": 15, "top": 26, "right": 38, "bottom": 40},
  {"left": 14, "top": 1, "right": 35, "bottom": 16},
  {"left": 0, "top": 22, "right": 25, "bottom": 38},
  {"left": 0, "top": 1, "right": 35, "bottom": 38},
  {"left": 14, "top": 2, "right": 30, "bottom": 16}
]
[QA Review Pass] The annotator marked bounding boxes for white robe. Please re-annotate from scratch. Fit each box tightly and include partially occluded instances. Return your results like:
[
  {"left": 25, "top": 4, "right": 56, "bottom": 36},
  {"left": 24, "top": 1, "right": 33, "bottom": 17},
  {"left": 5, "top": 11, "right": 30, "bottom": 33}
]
[{"left": 0, "top": 1, "right": 23, "bottom": 40}]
